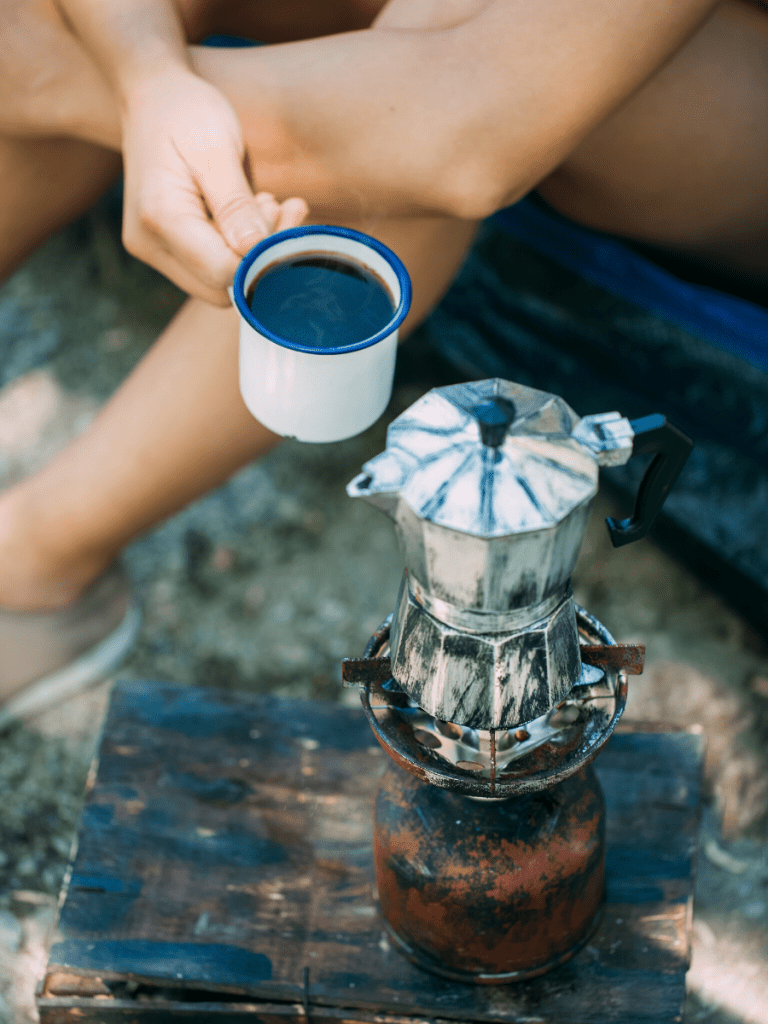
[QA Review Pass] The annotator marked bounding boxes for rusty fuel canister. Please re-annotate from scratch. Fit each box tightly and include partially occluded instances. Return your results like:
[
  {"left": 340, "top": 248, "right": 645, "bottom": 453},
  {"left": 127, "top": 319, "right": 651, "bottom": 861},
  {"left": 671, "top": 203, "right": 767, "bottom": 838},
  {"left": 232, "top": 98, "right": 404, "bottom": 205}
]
[{"left": 373, "top": 761, "right": 605, "bottom": 983}]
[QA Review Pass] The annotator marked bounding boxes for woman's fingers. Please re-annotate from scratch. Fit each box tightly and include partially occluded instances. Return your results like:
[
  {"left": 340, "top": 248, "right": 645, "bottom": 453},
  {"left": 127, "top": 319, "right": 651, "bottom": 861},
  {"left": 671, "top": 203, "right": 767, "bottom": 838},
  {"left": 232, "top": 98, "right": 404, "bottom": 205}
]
[
  {"left": 125, "top": 173, "right": 309, "bottom": 303},
  {"left": 123, "top": 180, "right": 237, "bottom": 301},
  {"left": 134, "top": 238, "right": 235, "bottom": 306},
  {"left": 275, "top": 195, "right": 310, "bottom": 231},
  {"left": 192, "top": 139, "right": 283, "bottom": 256}
]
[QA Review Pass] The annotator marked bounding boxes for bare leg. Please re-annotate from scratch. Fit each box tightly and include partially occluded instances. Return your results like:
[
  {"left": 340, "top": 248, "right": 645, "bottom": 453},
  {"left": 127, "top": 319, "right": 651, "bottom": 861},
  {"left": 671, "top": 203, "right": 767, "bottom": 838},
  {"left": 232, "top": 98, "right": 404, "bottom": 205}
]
[
  {"left": 0, "top": 134, "right": 120, "bottom": 281},
  {"left": 539, "top": 0, "right": 768, "bottom": 282},
  {"left": 0, "top": 213, "right": 478, "bottom": 610},
  {"left": 0, "top": 0, "right": 479, "bottom": 612}
]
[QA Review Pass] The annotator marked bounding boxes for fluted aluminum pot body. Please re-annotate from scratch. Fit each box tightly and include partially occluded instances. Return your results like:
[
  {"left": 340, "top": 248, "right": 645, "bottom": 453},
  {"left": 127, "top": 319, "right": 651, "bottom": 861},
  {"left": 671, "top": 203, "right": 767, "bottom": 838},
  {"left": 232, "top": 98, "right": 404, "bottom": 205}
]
[{"left": 374, "top": 761, "right": 605, "bottom": 982}]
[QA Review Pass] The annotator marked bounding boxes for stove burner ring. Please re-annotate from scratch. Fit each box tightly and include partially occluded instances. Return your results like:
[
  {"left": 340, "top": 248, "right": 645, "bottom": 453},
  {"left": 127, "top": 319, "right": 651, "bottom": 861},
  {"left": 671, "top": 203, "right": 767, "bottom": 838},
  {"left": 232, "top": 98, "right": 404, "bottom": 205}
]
[{"left": 359, "top": 606, "right": 628, "bottom": 798}]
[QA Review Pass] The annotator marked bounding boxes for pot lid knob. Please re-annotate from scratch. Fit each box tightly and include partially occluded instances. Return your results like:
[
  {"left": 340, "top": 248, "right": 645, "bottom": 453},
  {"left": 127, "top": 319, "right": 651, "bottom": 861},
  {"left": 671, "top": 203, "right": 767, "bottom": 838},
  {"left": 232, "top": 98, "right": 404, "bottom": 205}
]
[{"left": 474, "top": 397, "right": 516, "bottom": 448}]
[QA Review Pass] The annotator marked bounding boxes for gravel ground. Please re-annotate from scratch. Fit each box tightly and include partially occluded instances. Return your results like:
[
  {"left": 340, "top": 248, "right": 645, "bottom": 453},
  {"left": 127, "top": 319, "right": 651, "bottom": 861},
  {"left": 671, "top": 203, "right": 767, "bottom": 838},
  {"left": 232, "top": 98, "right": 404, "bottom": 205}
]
[{"left": 0, "top": 198, "right": 766, "bottom": 1023}]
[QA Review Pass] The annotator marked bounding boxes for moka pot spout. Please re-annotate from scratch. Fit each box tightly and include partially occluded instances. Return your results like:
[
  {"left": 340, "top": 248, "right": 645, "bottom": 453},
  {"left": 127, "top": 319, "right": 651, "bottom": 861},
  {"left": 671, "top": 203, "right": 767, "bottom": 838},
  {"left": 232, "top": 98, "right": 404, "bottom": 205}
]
[{"left": 346, "top": 448, "right": 416, "bottom": 520}]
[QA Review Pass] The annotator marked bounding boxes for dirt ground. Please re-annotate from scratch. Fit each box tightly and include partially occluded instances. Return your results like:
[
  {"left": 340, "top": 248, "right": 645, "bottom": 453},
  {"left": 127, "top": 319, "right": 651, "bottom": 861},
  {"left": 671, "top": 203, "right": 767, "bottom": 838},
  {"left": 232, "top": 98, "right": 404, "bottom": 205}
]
[{"left": 0, "top": 198, "right": 766, "bottom": 1023}]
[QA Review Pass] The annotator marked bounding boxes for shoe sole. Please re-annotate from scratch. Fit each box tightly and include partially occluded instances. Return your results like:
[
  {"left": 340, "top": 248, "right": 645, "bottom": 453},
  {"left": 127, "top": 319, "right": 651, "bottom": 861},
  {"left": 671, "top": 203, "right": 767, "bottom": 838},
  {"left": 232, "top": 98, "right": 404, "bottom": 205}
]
[{"left": 0, "top": 601, "right": 142, "bottom": 731}]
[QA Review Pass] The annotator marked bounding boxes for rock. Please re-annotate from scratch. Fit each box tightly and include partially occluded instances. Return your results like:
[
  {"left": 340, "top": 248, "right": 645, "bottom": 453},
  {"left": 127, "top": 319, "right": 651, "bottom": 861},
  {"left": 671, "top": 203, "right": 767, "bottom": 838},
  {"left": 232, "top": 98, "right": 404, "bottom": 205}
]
[
  {"left": 625, "top": 659, "right": 768, "bottom": 835},
  {"left": 0, "top": 989, "right": 13, "bottom": 1024},
  {"left": 0, "top": 912, "right": 22, "bottom": 954},
  {"left": 717, "top": 751, "right": 768, "bottom": 838},
  {"left": 15, "top": 857, "right": 37, "bottom": 878},
  {"left": 703, "top": 839, "right": 749, "bottom": 875},
  {"left": 0, "top": 371, "right": 61, "bottom": 455}
]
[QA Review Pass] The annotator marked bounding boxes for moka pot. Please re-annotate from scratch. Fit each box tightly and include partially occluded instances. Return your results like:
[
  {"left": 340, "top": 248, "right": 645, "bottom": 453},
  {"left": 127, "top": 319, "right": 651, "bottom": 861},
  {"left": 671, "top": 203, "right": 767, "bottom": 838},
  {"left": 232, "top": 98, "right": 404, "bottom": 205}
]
[{"left": 348, "top": 379, "right": 692, "bottom": 729}]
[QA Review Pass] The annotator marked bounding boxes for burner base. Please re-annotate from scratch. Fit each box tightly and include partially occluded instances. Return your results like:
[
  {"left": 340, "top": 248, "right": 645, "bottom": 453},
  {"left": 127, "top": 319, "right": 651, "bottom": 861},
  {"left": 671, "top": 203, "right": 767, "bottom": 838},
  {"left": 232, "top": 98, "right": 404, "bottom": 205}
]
[
  {"left": 374, "top": 760, "right": 606, "bottom": 982},
  {"left": 380, "top": 907, "right": 603, "bottom": 984}
]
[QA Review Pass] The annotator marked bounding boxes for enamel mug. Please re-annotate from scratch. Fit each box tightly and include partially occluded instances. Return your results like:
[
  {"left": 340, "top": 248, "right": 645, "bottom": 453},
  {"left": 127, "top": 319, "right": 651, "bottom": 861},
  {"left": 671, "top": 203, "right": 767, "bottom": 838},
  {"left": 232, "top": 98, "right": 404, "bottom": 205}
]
[{"left": 231, "top": 225, "right": 411, "bottom": 443}]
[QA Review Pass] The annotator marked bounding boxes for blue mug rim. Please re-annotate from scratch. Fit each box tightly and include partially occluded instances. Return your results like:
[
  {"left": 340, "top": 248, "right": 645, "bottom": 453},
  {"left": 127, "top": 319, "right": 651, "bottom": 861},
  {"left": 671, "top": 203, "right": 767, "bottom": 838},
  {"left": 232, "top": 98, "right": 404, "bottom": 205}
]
[{"left": 232, "top": 225, "right": 412, "bottom": 355}]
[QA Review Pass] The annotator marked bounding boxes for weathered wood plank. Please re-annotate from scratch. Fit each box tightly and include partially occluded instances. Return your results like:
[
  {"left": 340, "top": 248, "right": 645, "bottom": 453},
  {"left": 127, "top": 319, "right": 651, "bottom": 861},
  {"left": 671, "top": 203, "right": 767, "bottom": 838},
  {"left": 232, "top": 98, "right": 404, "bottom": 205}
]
[
  {"left": 39, "top": 998, "right": 470, "bottom": 1024},
  {"left": 40, "top": 681, "right": 702, "bottom": 1024}
]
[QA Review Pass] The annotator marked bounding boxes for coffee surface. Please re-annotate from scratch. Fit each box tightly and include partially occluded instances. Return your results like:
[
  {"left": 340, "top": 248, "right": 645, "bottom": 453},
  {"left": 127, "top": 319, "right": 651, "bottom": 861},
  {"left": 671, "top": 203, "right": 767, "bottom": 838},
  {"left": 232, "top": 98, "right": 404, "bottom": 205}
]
[{"left": 247, "top": 254, "right": 395, "bottom": 348}]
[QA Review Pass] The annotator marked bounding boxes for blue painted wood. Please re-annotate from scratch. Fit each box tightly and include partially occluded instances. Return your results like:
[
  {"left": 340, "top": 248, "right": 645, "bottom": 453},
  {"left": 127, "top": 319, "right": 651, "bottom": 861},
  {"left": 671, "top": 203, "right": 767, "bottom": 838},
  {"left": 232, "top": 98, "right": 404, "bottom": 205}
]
[
  {"left": 40, "top": 680, "right": 703, "bottom": 1024},
  {"left": 49, "top": 940, "right": 272, "bottom": 986}
]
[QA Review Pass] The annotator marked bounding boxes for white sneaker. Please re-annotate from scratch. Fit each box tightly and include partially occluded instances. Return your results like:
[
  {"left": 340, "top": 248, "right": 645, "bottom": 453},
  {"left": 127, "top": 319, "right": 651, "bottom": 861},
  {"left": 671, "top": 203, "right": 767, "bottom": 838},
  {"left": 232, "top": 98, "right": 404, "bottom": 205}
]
[{"left": 0, "top": 564, "right": 140, "bottom": 729}]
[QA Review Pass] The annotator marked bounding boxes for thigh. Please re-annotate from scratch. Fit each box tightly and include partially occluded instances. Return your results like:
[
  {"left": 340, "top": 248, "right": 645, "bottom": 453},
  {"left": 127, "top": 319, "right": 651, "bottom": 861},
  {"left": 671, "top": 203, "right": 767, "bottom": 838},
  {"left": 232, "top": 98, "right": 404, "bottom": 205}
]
[
  {"left": 538, "top": 0, "right": 768, "bottom": 277},
  {"left": 0, "top": 134, "right": 120, "bottom": 281}
]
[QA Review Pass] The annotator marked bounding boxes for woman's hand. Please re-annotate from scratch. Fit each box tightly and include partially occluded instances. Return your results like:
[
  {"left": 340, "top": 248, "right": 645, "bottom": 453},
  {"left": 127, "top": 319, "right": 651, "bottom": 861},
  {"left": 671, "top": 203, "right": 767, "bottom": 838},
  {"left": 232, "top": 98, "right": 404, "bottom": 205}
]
[
  {"left": 120, "top": 66, "right": 307, "bottom": 305},
  {"left": 1, "top": 1, "right": 307, "bottom": 302}
]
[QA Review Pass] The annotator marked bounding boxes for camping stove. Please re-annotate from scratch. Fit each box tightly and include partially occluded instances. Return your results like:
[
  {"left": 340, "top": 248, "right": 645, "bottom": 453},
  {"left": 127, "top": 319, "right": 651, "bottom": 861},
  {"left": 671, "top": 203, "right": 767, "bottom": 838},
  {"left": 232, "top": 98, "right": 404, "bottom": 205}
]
[{"left": 342, "top": 379, "right": 691, "bottom": 983}]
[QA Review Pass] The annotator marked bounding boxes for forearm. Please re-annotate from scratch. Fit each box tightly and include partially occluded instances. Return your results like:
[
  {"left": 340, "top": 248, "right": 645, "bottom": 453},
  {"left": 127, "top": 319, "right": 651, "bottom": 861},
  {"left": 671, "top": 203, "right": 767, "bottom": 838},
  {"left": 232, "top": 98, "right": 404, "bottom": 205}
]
[
  {"left": 55, "top": 0, "right": 190, "bottom": 100},
  {"left": 191, "top": 0, "right": 722, "bottom": 220}
]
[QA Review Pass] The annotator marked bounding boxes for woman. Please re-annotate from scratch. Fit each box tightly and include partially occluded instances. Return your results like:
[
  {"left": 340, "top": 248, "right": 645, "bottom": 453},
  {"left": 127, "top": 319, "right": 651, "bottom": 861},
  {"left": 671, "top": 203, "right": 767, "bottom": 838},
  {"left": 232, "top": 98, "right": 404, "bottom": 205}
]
[{"left": 1, "top": 0, "right": 765, "bottom": 716}]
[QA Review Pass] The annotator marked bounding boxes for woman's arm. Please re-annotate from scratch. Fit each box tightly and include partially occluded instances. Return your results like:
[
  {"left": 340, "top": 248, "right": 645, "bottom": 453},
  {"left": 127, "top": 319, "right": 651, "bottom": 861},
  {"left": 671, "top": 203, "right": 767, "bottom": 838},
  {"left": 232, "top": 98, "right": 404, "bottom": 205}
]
[
  {"left": 192, "top": 0, "right": 722, "bottom": 220},
  {"left": 51, "top": 0, "right": 307, "bottom": 304},
  {"left": 54, "top": 0, "right": 190, "bottom": 97},
  {"left": 10, "top": 0, "right": 721, "bottom": 293}
]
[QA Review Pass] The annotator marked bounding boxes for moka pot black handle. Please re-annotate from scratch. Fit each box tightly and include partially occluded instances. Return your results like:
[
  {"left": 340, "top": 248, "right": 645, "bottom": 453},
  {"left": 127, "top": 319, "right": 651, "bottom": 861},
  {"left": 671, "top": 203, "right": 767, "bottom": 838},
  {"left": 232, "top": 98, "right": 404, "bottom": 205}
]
[{"left": 605, "top": 414, "right": 694, "bottom": 548}]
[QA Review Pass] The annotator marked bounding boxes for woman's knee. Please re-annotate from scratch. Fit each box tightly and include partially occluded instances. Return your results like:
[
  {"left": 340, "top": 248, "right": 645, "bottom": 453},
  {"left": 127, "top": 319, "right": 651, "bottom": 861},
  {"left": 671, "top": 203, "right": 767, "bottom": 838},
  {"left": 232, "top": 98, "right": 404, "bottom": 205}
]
[{"left": 537, "top": 0, "right": 768, "bottom": 246}]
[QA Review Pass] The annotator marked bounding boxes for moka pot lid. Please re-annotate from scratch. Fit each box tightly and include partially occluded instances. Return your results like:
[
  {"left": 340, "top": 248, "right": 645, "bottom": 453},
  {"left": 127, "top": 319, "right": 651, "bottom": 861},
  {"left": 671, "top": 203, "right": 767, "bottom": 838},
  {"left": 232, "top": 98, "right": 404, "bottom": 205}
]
[{"left": 357, "top": 379, "right": 601, "bottom": 538}]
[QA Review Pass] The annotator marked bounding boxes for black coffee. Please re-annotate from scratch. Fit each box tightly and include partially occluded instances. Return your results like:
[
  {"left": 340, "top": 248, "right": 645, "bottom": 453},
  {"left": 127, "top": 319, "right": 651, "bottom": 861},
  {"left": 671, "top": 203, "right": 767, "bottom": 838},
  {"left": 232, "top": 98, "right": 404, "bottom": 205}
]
[{"left": 247, "top": 253, "right": 395, "bottom": 348}]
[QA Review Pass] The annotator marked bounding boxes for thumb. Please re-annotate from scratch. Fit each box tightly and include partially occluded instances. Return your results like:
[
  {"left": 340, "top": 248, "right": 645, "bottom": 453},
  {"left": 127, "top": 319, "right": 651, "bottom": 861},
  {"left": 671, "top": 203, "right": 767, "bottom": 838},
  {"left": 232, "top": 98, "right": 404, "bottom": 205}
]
[{"left": 195, "top": 143, "right": 279, "bottom": 256}]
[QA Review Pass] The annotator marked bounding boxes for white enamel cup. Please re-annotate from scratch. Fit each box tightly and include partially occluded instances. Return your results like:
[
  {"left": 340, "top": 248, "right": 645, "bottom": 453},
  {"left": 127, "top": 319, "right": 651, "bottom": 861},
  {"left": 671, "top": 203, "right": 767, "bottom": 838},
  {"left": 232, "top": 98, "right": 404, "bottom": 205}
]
[{"left": 231, "top": 226, "right": 411, "bottom": 443}]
